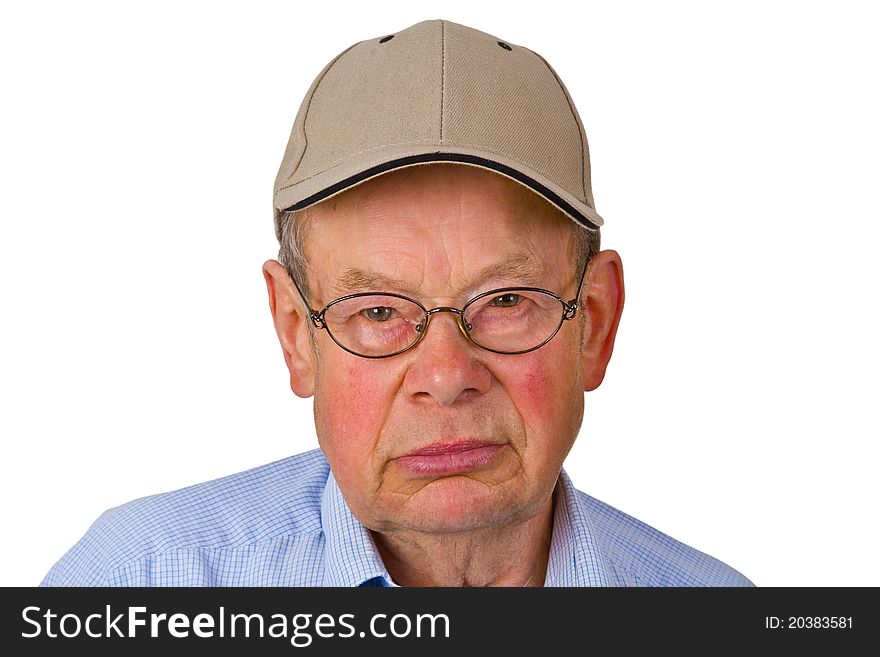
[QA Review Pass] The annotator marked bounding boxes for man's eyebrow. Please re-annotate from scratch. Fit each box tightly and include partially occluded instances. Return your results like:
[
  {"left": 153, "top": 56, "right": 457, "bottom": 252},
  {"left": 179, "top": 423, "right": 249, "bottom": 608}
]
[
  {"left": 473, "top": 253, "right": 548, "bottom": 287},
  {"left": 333, "top": 269, "right": 416, "bottom": 293}
]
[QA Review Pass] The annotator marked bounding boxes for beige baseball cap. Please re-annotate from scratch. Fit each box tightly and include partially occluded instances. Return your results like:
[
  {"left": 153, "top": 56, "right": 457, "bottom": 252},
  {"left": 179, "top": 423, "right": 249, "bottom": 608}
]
[{"left": 273, "top": 19, "right": 604, "bottom": 241}]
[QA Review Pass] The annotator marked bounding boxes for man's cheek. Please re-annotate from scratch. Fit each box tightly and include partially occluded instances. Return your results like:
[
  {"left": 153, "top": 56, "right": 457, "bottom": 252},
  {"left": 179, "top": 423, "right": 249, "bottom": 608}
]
[
  {"left": 316, "top": 364, "right": 388, "bottom": 456},
  {"left": 522, "top": 371, "right": 550, "bottom": 402},
  {"left": 505, "top": 355, "right": 578, "bottom": 429},
  {"left": 316, "top": 397, "right": 381, "bottom": 501},
  {"left": 509, "top": 358, "right": 554, "bottom": 409}
]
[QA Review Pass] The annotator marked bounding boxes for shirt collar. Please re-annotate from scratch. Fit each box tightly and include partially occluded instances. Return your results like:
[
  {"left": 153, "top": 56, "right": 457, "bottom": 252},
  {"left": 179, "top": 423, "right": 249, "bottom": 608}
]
[
  {"left": 543, "top": 469, "right": 611, "bottom": 586},
  {"left": 320, "top": 468, "right": 610, "bottom": 587},
  {"left": 321, "top": 471, "right": 397, "bottom": 587}
]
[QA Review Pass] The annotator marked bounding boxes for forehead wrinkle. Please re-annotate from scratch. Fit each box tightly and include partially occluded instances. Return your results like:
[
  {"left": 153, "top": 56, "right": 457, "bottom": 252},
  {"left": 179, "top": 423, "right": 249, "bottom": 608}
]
[{"left": 331, "top": 252, "right": 552, "bottom": 300}]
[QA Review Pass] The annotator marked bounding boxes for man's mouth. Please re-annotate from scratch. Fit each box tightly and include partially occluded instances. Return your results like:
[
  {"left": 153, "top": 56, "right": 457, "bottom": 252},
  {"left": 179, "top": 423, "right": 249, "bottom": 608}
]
[{"left": 394, "top": 440, "right": 505, "bottom": 476}]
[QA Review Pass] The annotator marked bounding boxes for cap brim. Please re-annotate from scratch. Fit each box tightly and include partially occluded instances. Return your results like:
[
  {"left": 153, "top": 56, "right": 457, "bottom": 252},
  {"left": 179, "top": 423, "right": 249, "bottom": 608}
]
[{"left": 273, "top": 147, "right": 603, "bottom": 240}]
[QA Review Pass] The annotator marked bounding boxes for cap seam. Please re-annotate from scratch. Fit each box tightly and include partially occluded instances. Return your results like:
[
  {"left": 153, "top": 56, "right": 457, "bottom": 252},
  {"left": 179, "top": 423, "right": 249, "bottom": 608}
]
[
  {"left": 530, "top": 49, "right": 587, "bottom": 202},
  {"left": 286, "top": 42, "right": 362, "bottom": 184},
  {"left": 440, "top": 20, "right": 446, "bottom": 141}
]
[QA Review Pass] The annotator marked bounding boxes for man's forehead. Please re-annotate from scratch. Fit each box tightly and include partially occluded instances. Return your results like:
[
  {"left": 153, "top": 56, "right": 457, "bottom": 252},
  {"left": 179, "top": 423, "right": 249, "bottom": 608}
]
[{"left": 302, "top": 164, "right": 576, "bottom": 296}]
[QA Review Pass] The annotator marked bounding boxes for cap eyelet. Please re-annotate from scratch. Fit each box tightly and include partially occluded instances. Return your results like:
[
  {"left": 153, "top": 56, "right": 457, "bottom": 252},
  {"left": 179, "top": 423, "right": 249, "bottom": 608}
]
[
  {"left": 497, "top": 41, "right": 512, "bottom": 51},
  {"left": 379, "top": 35, "right": 394, "bottom": 43}
]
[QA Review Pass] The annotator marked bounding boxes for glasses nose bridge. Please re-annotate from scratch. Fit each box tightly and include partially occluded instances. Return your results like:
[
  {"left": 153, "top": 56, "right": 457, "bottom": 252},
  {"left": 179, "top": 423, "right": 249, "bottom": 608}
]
[{"left": 420, "top": 306, "right": 471, "bottom": 342}]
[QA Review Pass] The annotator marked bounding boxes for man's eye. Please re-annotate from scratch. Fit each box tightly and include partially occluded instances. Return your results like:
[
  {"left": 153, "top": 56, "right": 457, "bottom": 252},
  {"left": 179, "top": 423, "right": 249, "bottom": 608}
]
[
  {"left": 490, "top": 293, "right": 521, "bottom": 308},
  {"left": 363, "top": 306, "right": 397, "bottom": 322}
]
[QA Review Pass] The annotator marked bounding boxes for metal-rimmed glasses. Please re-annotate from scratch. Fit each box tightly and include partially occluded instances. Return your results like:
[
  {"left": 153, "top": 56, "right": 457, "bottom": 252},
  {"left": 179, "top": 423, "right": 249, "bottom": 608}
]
[{"left": 290, "top": 260, "right": 588, "bottom": 359}]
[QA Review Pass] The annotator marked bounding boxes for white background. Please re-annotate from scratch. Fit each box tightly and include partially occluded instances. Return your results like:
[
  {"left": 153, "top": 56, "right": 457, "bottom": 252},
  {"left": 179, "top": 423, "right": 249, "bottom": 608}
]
[{"left": 2, "top": 0, "right": 877, "bottom": 587}]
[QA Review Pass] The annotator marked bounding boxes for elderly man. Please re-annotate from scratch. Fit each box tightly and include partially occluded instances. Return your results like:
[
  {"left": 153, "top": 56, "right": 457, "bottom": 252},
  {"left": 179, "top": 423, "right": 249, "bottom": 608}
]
[{"left": 42, "top": 20, "right": 751, "bottom": 587}]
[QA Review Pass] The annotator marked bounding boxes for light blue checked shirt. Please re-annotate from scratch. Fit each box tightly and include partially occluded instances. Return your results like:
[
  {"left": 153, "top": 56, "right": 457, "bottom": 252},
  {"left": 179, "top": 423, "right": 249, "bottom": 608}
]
[{"left": 41, "top": 449, "right": 752, "bottom": 587}]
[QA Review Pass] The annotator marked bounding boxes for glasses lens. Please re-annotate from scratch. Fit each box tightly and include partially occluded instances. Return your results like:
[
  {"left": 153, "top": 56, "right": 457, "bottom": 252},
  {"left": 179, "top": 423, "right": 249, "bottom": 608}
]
[
  {"left": 463, "top": 290, "right": 565, "bottom": 353},
  {"left": 322, "top": 294, "right": 425, "bottom": 357}
]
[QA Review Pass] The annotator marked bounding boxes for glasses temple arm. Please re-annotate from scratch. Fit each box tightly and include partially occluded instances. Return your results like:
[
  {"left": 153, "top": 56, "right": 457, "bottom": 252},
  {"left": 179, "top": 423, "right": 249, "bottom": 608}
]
[
  {"left": 288, "top": 275, "right": 326, "bottom": 329},
  {"left": 564, "top": 257, "right": 591, "bottom": 318}
]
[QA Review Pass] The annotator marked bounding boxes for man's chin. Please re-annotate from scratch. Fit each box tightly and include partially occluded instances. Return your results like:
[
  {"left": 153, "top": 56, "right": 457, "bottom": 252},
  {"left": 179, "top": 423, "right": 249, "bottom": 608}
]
[{"left": 390, "top": 475, "right": 524, "bottom": 534}]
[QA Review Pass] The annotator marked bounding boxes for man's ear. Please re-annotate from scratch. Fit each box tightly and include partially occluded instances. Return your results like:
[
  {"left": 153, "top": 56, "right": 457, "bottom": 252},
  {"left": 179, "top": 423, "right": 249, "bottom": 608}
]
[
  {"left": 262, "top": 259, "right": 316, "bottom": 398},
  {"left": 580, "top": 250, "right": 625, "bottom": 392}
]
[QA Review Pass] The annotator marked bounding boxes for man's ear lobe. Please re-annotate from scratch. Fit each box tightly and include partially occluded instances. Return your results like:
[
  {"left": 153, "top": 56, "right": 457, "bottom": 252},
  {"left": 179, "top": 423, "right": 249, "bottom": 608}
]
[
  {"left": 262, "top": 259, "right": 316, "bottom": 398},
  {"left": 580, "top": 250, "right": 625, "bottom": 392}
]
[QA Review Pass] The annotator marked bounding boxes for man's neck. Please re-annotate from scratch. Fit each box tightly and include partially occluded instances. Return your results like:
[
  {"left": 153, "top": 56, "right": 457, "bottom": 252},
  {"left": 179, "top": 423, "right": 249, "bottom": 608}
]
[{"left": 370, "top": 496, "right": 555, "bottom": 587}]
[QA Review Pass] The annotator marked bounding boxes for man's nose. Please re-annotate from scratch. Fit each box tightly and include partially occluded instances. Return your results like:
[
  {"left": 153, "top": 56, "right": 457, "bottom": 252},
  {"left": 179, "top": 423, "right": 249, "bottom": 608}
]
[{"left": 401, "top": 311, "right": 492, "bottom": 406}]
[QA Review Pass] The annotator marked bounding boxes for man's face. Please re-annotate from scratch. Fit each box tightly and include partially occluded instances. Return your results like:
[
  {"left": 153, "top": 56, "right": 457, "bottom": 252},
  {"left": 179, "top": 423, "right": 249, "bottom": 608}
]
[{"left": 301, "top": 164, "right": 588, "bottom": 535}]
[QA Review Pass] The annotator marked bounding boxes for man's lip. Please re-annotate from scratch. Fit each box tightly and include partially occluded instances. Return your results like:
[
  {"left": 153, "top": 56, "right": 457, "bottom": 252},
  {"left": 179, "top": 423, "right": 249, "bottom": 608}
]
[
  {"left": 393, "top": 441, "right": 506, "bottom": 477},
  {"left": 401, "top": 440, "right": 501, "bottom": 457}
]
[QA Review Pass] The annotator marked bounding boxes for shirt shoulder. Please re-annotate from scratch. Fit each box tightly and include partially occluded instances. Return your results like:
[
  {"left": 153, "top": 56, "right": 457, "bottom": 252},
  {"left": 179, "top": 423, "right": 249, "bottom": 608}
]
[
  {"left": 40, "top": 449, "right": 330, "bottom": 586},
  {"left": 578, "top": 490, "right": 754, "bottom": 587}
]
